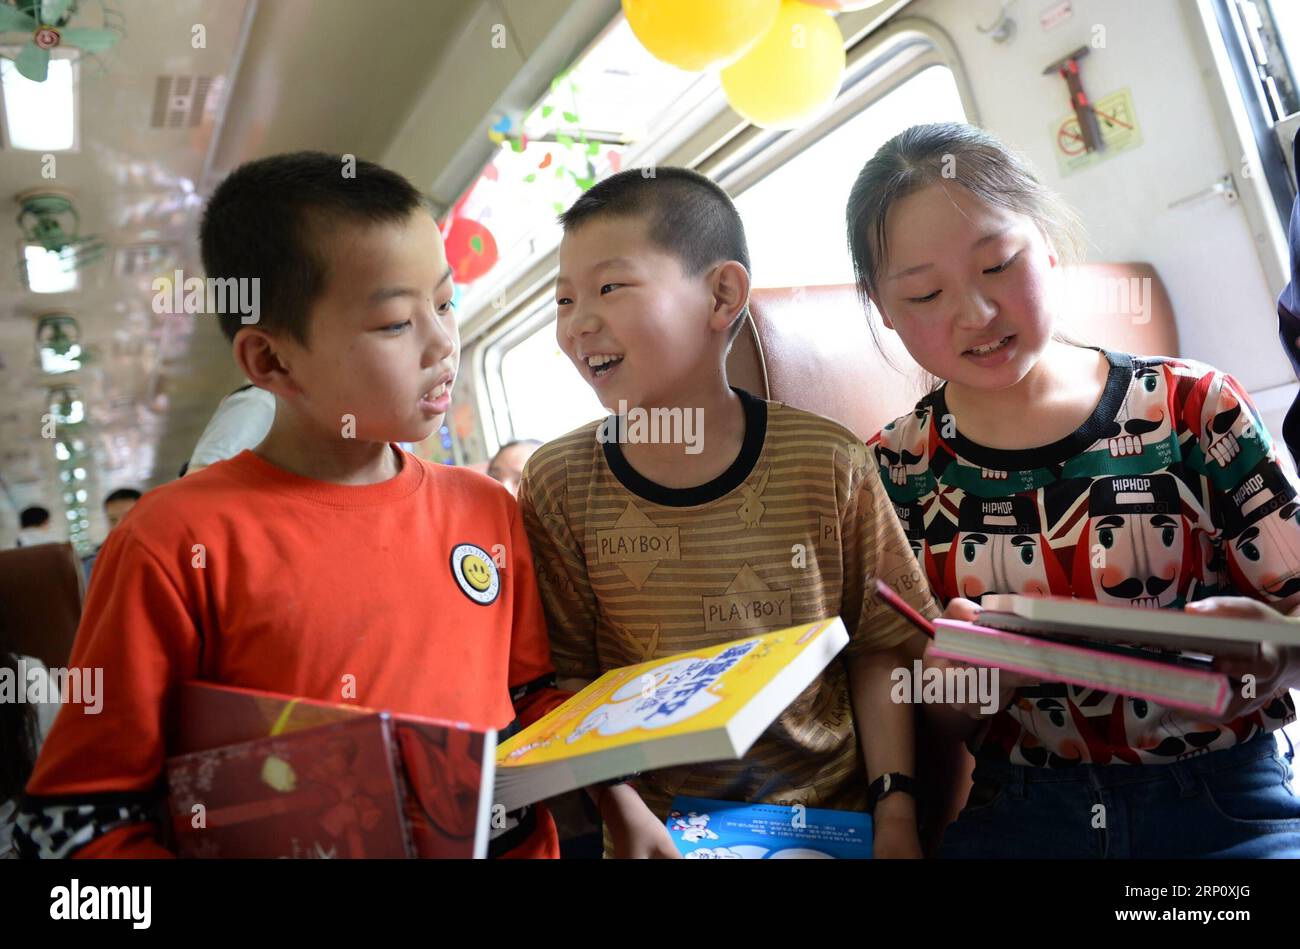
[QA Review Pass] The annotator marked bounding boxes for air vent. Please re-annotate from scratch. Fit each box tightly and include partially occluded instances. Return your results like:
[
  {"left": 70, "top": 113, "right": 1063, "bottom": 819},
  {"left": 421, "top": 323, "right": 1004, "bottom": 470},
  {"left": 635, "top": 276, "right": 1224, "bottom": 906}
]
[{"left": 151, "top": 76, "right": 212, "bottom": 128}]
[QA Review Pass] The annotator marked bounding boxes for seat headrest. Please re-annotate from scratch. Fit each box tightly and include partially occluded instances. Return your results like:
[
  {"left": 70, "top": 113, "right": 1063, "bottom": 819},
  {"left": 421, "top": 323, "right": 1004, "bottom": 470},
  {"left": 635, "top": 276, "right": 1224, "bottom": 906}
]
[
  {"left": 726, "top": 263, "right": 1178, "bottom": 440},
  {"left": 0, "top": 542, "right": 85, "bottom": 669}
]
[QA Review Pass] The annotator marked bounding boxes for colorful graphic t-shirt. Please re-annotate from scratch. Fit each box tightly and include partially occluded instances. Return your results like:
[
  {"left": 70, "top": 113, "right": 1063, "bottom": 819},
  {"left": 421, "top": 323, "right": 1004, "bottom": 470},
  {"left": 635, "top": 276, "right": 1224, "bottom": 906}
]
[{"left": 870, "top": 350, "right": 1298, "bottom": 766}]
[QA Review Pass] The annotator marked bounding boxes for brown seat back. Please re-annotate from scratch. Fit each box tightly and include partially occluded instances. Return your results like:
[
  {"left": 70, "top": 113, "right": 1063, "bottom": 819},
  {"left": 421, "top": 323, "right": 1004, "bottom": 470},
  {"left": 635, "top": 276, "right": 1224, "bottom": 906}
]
[
  {"left": 0, "top": 542, "right": 85, "bottom": 669},
  {"left": 728, "top": 263, "right": 1179, "bottom": 438}
]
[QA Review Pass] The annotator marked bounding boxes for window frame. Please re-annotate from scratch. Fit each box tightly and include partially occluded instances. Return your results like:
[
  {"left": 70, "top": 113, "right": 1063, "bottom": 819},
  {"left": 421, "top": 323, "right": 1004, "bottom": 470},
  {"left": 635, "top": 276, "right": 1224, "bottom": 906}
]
[
  {"left": 1211, "top": 1, "right": 1297, "bottom": 213},
  {"left": 1185, "top": 0, "right": 1292, "bottom": 293},
  {"left": 472, "top": 16, "right": 977, "bottom": 454}
]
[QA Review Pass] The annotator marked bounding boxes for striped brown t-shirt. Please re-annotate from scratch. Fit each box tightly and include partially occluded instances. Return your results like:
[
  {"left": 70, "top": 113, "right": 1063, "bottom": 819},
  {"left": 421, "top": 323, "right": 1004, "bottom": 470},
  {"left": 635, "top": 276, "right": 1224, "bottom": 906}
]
[{"left": 518, "top": 389, "right": 938, "bottom": 824}]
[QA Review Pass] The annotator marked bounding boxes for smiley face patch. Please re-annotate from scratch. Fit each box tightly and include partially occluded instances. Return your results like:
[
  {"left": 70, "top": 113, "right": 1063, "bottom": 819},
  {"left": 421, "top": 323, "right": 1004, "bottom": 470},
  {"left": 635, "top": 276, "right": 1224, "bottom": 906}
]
[{"left": 451, "top": 543, "right": 500, "bottom": 605}]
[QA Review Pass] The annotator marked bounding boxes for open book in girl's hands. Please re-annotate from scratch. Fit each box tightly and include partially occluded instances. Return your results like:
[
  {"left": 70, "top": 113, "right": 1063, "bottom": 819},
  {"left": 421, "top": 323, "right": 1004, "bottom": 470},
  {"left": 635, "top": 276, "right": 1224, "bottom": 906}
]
[{"left": 977, "top": 594, "right": 1300, "bottom": 659}]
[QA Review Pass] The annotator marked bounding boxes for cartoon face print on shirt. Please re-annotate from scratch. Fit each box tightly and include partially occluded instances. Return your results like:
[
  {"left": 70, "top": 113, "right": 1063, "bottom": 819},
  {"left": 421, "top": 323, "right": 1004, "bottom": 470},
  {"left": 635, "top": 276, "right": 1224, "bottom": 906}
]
[
  {"left": 877, "top": 405, "right": 931, "bottom": 488},
  {"left": 1001, "top": 684, "right": 1092, "bottom": 767},
  {"left": 943, "top": 494, "right": 1067, "bottom": 602},
  {"left": 1121, "top": 696, "right": 1224, "bottom": 762},
  {"left": 1073, "top": 474, "right": 1194, "bottom": 608},
  {"left": 1204, "top": 380, "right": 1247, "bottom": 469},
  {"left": 1101, "top": 364, "right": 1175, "bottom": 460},
  {"left": 1220, "top": 459, "right": 1300, "bottom": 601}
]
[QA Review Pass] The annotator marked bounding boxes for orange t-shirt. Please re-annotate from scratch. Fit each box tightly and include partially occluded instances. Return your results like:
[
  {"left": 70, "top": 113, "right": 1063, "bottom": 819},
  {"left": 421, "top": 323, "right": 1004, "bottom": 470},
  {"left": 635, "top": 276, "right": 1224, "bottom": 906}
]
[{"left": 20, "top": 446, "right": 565, "bottom": 858}]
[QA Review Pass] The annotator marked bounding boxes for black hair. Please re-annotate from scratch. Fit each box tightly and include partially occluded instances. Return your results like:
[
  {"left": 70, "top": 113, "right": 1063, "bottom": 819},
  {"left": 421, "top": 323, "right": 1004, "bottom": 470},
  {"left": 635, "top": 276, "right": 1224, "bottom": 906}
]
[
  {"left": 200, "top": 151, "right": 430, "bottom": 346},
  {"left": 559, "top": 167, "right": 751, "bottom": 340},
  {"left": 104, "top": 488, "right": 141, "bottom": 507},
  {"left": 18, "top": 506, "right": 49, "bottom": 529}
]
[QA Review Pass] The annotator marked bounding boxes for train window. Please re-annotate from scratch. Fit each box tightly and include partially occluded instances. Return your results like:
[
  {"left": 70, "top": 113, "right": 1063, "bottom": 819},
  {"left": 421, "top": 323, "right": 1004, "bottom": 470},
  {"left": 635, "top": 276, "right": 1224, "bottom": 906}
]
[
  {"left": 734, "top": 65, "right": 966, "bottom": 289},
  {"left": 1258, "top": 0, "right": 1300, "bottom": 184},
  {"left": 492, "top": 308, "right": 604, "bottom": 446},
  {"left": 452, "top": 16, "right": 717, "bottom": 324},
  {"left": 1242, "top": 1, "right": 1300, "bottom": 120}
]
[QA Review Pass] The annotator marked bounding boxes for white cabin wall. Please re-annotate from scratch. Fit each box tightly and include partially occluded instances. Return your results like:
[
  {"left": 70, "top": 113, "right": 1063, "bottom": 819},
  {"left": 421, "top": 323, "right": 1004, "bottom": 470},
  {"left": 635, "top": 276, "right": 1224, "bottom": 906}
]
[{"left": 908, "top": 0, "right": 1297, "bottom": 439}]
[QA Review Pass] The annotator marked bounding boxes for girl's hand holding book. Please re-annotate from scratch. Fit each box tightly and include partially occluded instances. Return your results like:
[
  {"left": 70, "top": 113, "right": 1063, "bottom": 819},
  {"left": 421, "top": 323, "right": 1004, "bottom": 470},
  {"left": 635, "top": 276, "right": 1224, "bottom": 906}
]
[
  {"left": 924, "top": 597, "right": 1038, "bottom": 719},
  {"left": 1185, "top": 596, "right": 1300, "bottom": 720}
]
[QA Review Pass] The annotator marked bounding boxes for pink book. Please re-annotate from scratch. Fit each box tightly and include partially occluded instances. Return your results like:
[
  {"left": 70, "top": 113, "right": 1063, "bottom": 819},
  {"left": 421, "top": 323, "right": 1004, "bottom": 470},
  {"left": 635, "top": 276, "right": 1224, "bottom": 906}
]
[{"left": 931, "top": 618, "right": 1231, "bottom": 716}]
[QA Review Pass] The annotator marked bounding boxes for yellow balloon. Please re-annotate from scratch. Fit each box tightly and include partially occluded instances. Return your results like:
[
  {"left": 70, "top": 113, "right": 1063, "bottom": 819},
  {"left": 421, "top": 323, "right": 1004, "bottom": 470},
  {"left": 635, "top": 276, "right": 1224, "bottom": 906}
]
[
  {"left": 721, "top": 1, "right": 847, "bottom": 129},
  {"left": 622, "top": 0, "right": 782, "bottom": 72}
]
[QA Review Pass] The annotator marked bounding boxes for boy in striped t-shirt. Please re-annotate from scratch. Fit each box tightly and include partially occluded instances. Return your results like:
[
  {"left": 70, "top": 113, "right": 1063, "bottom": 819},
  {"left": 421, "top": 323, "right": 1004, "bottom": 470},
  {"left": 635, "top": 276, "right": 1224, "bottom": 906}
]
[{"left": 519, "top": 168, "right": 938, "bottom": 858}]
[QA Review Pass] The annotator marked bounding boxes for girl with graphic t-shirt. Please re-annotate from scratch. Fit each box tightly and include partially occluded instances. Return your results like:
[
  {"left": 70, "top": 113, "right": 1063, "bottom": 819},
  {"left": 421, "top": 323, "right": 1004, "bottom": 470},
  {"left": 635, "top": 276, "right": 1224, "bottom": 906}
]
[{"left": 848, "top": 121, "right": 1300, "bottom": 858}]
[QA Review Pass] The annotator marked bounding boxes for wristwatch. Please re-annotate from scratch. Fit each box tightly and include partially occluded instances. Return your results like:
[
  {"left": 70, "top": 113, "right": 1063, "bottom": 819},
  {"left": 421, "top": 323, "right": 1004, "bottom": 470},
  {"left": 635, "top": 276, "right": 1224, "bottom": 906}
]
[{"left": 866, "top": 772, "right": 915, "bottom": 813}]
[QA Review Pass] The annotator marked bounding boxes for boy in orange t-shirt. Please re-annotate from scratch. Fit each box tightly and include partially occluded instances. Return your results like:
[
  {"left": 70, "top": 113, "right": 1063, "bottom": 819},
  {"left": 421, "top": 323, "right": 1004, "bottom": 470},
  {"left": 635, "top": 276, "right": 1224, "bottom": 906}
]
[{"left": 18, "top": 152, "right": 565, "bottom": 859}]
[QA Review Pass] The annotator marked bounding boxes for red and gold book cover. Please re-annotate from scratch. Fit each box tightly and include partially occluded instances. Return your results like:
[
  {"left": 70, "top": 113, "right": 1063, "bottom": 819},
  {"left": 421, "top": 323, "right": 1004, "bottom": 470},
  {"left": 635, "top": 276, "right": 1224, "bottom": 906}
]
[
  {"left": 395, "top": 720, "right": 489, "bottom": 858},
  {"left": 166, "top": 682, "right": 496, "bottom": 858},
  {"left": 167, "top": 716, "right": 414, "bottom": 858}
]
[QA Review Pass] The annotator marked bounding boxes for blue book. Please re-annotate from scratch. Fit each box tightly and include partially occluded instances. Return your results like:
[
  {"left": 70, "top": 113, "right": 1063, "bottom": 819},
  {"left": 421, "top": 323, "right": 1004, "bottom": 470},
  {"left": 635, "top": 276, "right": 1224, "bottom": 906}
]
[{"left": 665, "top": 796, "right": 872, "bottom": 859}]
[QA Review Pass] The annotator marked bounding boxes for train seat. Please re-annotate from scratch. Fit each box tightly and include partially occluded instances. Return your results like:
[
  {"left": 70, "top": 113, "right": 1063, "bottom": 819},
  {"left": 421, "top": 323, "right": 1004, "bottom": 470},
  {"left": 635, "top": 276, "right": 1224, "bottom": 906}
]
[{"left": 0, "top": 542, "right": 86, "bottom": 670}]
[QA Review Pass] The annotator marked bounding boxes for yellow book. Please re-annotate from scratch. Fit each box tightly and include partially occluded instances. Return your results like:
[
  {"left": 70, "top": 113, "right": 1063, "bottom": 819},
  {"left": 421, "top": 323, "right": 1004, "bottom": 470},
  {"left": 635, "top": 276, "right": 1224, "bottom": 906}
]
[{"left": 493, "top": 618, "right": 849, "bottom": 812}]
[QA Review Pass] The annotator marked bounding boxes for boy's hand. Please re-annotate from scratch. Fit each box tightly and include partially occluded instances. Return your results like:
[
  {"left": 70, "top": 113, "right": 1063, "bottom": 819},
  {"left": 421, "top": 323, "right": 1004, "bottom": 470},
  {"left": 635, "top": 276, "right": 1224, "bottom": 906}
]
[
  {"left": 1185, "top": 596, "right": 1300, "bottom": 720},
  {"left": 925, "top": 597, "right": 1036, "bottom": 718},
  {"left": 598, "top": 783, "right": 681, "bottom": 859}
]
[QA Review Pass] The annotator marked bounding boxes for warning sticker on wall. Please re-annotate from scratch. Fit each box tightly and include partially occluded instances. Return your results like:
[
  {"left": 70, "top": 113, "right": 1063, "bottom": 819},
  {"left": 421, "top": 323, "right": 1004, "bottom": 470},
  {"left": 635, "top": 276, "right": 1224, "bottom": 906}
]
[{"left": 1051, "top": 87, "right": 1142, "bottom": 177}]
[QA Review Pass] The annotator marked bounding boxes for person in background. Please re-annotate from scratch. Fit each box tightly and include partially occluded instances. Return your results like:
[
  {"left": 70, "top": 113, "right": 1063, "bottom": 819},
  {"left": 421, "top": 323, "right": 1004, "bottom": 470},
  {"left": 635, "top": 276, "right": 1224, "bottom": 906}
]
[
  {"left": 81, "top": 488, "right": 143, "bottom": 582},
  {"left": 486, "top": 439, "right": 541, "bottom": 497},
  {"left": 102, "top": 488, "right": 141, "bottom": 530},
  {"left": 15, "top": 507, "right": 55, "bottom": 548}
]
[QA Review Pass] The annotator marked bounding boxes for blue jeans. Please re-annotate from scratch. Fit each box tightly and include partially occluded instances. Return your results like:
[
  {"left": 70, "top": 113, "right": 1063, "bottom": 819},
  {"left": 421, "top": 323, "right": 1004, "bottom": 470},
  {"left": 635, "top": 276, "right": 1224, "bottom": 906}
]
[{"left": 940, "top": 733, "right": 1300, "bottom": 858}]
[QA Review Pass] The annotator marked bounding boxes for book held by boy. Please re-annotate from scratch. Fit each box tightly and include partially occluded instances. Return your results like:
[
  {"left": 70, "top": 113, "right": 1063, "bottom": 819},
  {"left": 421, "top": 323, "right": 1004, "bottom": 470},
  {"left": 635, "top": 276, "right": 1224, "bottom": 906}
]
[
  {"left": 665, "top": 795, "right": 871, "bottom": 859},
  {"left": 165, "top": 682, "right": 495, "bottom": 858},
  {"left": 493, "top": 618, "right": 849, "bottom": 813}
]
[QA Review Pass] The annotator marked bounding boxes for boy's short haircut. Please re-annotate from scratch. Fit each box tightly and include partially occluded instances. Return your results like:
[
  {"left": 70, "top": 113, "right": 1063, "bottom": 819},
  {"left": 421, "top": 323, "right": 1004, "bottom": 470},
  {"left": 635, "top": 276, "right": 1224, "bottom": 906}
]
[
  {"left": 104, "top": 488, "right": 142, "bottom": 507},
  {"left": 558, "top": 167, "right": 752, "bottom": 342},
  {"left": 200, "top": 151, "right": 430, "bottom": 346}
]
